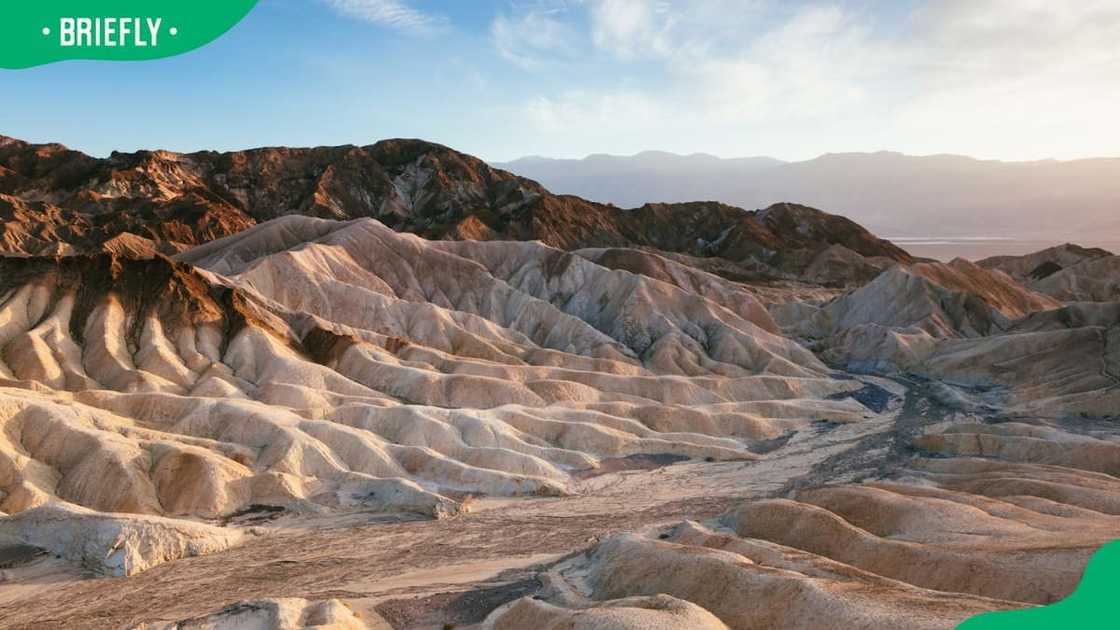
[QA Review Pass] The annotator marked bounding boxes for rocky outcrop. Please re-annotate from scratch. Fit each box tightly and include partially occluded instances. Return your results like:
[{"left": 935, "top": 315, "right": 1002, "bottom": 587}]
[
  {"left": 778, "top": 259, "right": 1060, "bottom": 347},
  {"left": 1031, "top": 255, "right": 1120, "bottom": 302},
  {"left": 977, "top": 245, "right": 1120, "bottom": 302},
  {"left": 770, "top": 257, "right": 1114, "bottom": 416},
  {"left": 0, "top": 504, "right": 244, "bottom": 577},
  {"left": 979, "top": 243, "right": 1113, "bottom": 282}
]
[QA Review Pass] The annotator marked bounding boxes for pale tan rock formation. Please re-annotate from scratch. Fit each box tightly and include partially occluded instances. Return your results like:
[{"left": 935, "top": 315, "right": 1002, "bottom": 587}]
[
  {"left": 979, "top": 243, "right": 1112, "bottom": 283},
  {"left": 767, "top": 255, "right": 1116, "bottom": 417},
  {"left": 0, "top": 504, "right": 244, "bottom": 577},
  {"left": 133, "top": 598, "right": 379, "bottom": 630},
  {"left": 487, "top": 594, "right": 730, "bottom": 630},
  {"left": 796, "top": 259, "right": 1060, "bottom": 343},
  {"left": 1032, "top": 255, "right": 1120, "bottom": 302}
]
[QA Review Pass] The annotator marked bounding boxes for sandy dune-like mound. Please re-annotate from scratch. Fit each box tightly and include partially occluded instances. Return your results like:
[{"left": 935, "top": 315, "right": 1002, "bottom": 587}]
[
  {"left": 499, "top": 527, "right": 1007, "bottom": 630},
  {"left": 133, "top": 598, "right": 380, "bottom": 630},
  {"left": 486, "top": 594, "right": 730, "bottom": 630},
  {"left": 573, "top": 247, "right": 780, "bottom": 334},
  {"left": 913, "top": 420, "right": 1120, "bottom": 475}
]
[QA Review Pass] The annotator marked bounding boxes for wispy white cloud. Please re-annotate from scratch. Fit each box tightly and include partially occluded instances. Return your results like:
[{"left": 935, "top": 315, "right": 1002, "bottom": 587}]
[
  {"left": 677, "top": 5, "right": 877, "bottom": 123},
  {"left": 588, "top": 0, "right": 675, "bottom": 60},
  {"left": 491, "top": 6, "right": 580, "bottom": 69},
  {"left": 320, "top": 0, "right": 448, "bottom": 34},
  {"left": 525, "top": 89, "right": 666, "bottom": 131}
]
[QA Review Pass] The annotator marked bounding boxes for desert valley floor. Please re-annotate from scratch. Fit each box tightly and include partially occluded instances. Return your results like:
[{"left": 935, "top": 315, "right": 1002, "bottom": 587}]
[{"left": 0, "top": 136, "right": 1117, "bottom": 629}]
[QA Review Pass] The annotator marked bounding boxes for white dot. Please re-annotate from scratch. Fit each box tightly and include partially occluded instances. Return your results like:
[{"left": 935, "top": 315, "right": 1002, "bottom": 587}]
[
  {"left": 42, "top": 27, "right": 50, "bottom": 36},
  {"left": 169, "top": 27, "right": 178, "bottom": 36}
]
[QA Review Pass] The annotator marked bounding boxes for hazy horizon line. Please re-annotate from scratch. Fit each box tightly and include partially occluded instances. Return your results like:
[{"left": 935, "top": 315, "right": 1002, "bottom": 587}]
[
  {"left": 493, "top": 149, "right": 1120, "bottom": 166},
  {"left": 6, "top": 132, "right": 1120, "bottom": 167}
]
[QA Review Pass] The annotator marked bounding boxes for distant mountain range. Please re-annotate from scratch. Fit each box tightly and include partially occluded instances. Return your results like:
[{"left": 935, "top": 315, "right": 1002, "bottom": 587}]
[{"left": 495, "top": 151, "right": 1120, "bottom": 241}]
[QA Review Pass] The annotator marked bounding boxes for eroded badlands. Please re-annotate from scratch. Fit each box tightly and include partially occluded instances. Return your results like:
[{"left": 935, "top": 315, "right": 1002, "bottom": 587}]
[{"left": 0, "top": 136, "right": 1116, "bottom": 629}]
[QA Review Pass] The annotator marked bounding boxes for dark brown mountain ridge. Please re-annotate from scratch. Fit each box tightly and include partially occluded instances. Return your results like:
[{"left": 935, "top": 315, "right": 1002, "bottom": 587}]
[{"left": 0, "top": 135, "right": 909, "bottom": 281}]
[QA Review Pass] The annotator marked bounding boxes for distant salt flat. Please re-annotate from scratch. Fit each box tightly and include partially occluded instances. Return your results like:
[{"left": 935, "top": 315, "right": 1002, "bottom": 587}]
[{"left": 886, "top": 237, "right": 1120, "bottom": 261}]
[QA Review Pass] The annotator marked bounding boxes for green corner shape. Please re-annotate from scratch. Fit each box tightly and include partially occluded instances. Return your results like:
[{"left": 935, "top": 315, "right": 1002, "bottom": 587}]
[
  {"left": 1, "top": 1, "right": 260, "bottom": 69},
  {"left": 957, "top": 539, "right": 1120, "bottom": 629}
]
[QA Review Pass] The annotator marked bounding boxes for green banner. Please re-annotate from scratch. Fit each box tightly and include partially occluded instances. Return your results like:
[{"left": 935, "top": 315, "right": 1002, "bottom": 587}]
[
  {"left": 0, "top": 1, "right": 259, "bottom": 69},
  {"left": 958, "top": 539, "right": 1120, "bottom": 629}
]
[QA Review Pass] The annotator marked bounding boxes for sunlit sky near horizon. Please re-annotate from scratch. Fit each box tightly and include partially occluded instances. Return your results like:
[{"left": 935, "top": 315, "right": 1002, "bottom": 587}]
[{"left": 2, "top": 0, "right": 1119, "bottom": 162}]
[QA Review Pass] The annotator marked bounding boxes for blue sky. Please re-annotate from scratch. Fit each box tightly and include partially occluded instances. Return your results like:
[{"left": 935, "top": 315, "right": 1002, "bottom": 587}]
[{"left": 2, "top": 0, "right": 1118, "bottom": 162}]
